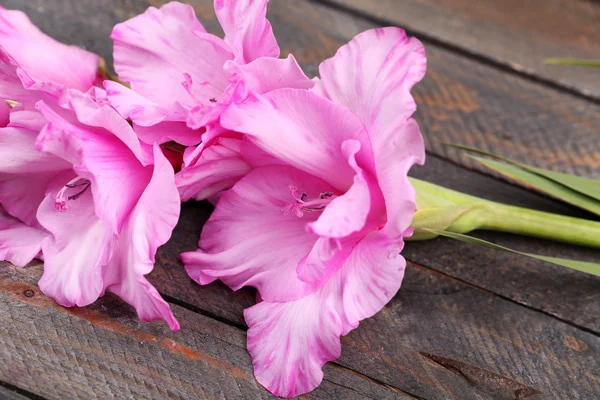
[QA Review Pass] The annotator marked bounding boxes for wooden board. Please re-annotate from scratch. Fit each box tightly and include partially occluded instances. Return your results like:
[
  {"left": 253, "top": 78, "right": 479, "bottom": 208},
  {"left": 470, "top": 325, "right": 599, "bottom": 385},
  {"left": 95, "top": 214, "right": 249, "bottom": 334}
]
[
  {"left": 325, "top": 0, "right": 600, "bottom": 101},
  {"left": 0, "top": 264, "right": 410, "bottom": 400}
]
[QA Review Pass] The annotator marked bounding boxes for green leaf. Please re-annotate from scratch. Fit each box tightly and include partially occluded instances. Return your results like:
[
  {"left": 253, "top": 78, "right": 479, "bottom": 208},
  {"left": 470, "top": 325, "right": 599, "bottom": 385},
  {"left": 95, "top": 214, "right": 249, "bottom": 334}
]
[
  {"left": 427, "top": 229, "right": 600, "bottom": 276},
  {"left": 446, "top": 143, "right": 600, "bottom": 213},
  {"left": 545, "top": 58, "right": 600, "bottom": 68},
  {"left": 472, "top": 157, "right": 600, "bottom": 216}
]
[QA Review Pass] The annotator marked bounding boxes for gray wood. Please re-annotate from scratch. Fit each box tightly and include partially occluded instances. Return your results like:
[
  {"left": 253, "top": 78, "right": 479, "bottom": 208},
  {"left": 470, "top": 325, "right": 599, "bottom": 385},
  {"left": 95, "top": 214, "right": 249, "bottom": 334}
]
[
  {"left": 326, "top": 0, "right": 600, "bottom": 101},
  {"left": 0, "top": 264, "right": 409, "bottom": 400}
]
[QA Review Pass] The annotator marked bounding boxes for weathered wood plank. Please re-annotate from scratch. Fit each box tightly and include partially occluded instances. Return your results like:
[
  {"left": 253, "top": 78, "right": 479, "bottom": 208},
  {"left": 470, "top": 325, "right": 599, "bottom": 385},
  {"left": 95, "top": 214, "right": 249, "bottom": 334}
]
[
  {"left": 0, "top": 384, "right": 32, "bottom": 400},
  {"left": 408, "top": 155, "right": 600, "bottom": 332},
  {"left": 4, "top": 242, "right": 599, "bottom": 399},
  {"left": 325, "top": 0, "right": 600, "bottom": 101},
  {"left": 0, "top": 264, "right": 409, "bottom": 400}
]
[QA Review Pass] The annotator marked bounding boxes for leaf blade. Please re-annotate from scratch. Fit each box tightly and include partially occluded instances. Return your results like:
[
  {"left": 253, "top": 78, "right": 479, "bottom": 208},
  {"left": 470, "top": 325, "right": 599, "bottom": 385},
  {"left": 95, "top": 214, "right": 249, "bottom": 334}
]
[
  {"left": 472, "top": 157, "right": 600, "bottom": 216},
  {"left": 545, "top": 58, "right": 600, "bottom": 68},
  {"left": 428, "top": 229, "right": 600, "bottom": 276}
]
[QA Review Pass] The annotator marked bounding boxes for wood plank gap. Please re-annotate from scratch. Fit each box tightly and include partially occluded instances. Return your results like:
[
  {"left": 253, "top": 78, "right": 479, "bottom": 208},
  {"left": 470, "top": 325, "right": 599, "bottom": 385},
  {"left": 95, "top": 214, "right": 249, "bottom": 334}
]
[
  {"left": 0, "top": 382, "right": 46, "bottom": 400},
  {"left": 329, "top": 363, "right": 426, "bottom": 400},
  {"left": 308, "top": 0, "right": 600, "bottom": 105},
  {"left": 160, "top": 292, "right": 248, "bottom": 331},
  {"left": 406, "top": 260, "right": 600, "bottom": 338},
  {"left": 159, "top": 293, "right": 418, "bottom": 397}
]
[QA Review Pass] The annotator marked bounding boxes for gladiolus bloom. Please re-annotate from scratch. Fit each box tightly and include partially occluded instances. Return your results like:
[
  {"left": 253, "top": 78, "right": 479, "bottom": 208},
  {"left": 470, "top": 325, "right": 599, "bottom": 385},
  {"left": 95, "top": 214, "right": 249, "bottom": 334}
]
[{"left": 183, "top": 27, "right": 426, "bottom": 397}]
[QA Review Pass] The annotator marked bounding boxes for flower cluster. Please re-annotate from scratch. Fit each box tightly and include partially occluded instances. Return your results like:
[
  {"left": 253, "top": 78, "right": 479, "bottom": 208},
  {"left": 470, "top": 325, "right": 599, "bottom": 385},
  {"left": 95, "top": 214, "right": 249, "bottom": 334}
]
[{"left": 0, "top": 1, "right": 426, "bottom": 397}]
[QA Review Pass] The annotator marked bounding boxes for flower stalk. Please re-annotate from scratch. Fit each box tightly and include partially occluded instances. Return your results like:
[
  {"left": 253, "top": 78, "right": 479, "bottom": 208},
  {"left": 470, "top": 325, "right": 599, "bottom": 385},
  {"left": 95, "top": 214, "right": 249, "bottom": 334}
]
[{"left": 409, "top": 178, "right": 600, "bottom": 249}]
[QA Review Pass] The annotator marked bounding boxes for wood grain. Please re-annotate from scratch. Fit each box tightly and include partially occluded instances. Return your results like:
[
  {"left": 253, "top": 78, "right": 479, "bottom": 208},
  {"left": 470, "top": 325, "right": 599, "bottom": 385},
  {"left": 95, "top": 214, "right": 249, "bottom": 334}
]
[
  {"left": 0, "top": 264, "right": 410, "bottom": 400},
  {"left": 324, "top": 0, "right": 600, "bottom": 101}
]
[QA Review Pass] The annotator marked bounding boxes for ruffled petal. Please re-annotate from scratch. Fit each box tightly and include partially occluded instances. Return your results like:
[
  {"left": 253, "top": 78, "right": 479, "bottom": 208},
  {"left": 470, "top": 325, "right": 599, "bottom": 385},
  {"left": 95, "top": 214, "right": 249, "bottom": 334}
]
[
  {"left": 111, "top": 2, "right": 232, "bottom": 114},
  {"left": 0, "top": 7, "right": 100, "bottom": 91},
  {"left": 306, "top": 140, "right": 371, "bottom": 239},
  {"left": 36, "top": 95, "right": 152, "bottom": 234},
  {"left": 244, "top": 233, "right": 406, "bottom": 398},
  {"left": 226, "top": 54, "right": 313, "bottom": 95},
  {"left": 104, "top": 145, "right": 180, "bottom": 331},
  {"left": 220, "top": 88, "right": 371, "bottom": 191},
  {"left": 104, "top": 81, "right": 203, "bottom": 146},
  {"left": 214, "top": 0, "right": 279, "bottom": 63},
  {"left": 314, "top": 28, "right": 426, "bottom": 236},
  {"left": 0, "top": 126, "right": 69, "bottom": 225},
  {"left": 176, "top": 137, "right": 252, "bottom": 201},
  {"left": 182, "top": 165, "right": 335, "bottom": 302},
  {"left": 0, "top": 206, "right": 46, "bottom": 267},
  {"left": 297, "top": 140, "right": 376, "bottom": 283},
  {"left": 0, "top": 100, "right": 9, "bottom": 127},
  {"left": 37, "top": 177, "right": 115, "bottom": 307}
]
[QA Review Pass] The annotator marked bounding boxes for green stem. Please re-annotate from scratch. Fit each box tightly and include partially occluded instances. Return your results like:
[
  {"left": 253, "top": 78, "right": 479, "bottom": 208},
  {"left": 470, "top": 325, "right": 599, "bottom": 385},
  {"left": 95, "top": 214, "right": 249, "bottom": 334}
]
[{"left": 409, "top": 178, "right": 600, "bottom": 249}]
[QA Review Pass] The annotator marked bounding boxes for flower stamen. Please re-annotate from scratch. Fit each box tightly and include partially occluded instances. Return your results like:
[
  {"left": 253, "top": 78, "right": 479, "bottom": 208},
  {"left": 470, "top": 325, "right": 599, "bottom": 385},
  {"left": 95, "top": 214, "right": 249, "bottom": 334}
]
[
  {"left": 55, "top": 177, "right": 91, "bottom": 211},
  {"left": 283, "top": 186, "right": 336, "bottom": 217}
]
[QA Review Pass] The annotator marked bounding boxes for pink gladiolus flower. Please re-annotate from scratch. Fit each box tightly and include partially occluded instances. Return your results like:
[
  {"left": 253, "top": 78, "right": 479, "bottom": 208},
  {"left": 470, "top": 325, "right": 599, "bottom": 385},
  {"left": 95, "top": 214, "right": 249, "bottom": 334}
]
[
  {"left": 31, "top": 90, "right": 181, "bottom": 331},
  {"left": 0, "top": 14, "right": 180, "bottom": 328},
  {"left": 0, "top": 7, "right": 101, "bottom": 267},
  {"left": 106, "top": 0, "right": 313, "bottom": 201},
  {"left": 182, "top": 27, "right": 426, "bottom": 397}
]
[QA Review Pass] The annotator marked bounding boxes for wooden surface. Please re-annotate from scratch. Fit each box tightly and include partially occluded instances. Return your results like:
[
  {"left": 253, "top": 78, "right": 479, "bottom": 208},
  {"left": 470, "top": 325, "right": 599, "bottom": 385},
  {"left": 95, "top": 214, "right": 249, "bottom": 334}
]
[
  {"left": 325, "top": 0, "right": 600, "bottom": 101},
  {"left": 1, "top": 0, "right": 600, "bottom": 399}
]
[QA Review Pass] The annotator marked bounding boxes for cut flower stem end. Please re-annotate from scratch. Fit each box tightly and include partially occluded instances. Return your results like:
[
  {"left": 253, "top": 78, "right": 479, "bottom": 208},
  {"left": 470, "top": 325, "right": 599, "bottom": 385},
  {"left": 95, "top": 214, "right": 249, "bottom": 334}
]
[{"left": 409, "top": 178, "right": 600, "bottom": 249}]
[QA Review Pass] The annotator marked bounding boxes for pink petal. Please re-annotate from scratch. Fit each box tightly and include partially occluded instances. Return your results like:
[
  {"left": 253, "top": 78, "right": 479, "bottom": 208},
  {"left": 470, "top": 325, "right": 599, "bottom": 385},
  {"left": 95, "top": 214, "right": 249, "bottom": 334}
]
[
  {"left": 0, "top": 126, "right": 69, "bottom": 225},
  {"left": 0, "top": 206, "right": 46, "bottom": 267},
  {"left": 0, "top": 100, "right": 9, "bottom": 127},
  {"left": 297, "top": 140, "right": 379, "bottom": 283},
  {"left": 37, "top": 177, "right": 115, "bottom": 307},
  {"left": 36, "top": 96, "right": 152, "bottom": 234},
  {"left": 111, "top": 2, "right": 232, "bottom": 113},
  {"left": 245, "top": 233, "right": 406, "bottom": 398},
  {"left": 226, "top": 54, "right": 313, "bottom": 95},
  {"left": 182, "top": 165, "right": 335, "bottom": 302},
  {"left": 214, "top": 0, "right": 279, "bottom": 63},
  {"left": 104, "top": 145, "right": 180, "bottom": 331},
  {"left": 314, "top": 28, "right": 427, "bottom": 236},
  {"left": 0, "top": 6, "right": 100, "bottom": 91},
  {"left": 306, "top": 140, "right": 371, "bottom": 239},
  {"left": 176, "top": 137, "right": 252, "bottom": 201},
  {"left": 104, "top": 81, "right": 203, "bottom": 146},
  {"left": 220, "top": 88, "right": 371, "bottom": 191}
]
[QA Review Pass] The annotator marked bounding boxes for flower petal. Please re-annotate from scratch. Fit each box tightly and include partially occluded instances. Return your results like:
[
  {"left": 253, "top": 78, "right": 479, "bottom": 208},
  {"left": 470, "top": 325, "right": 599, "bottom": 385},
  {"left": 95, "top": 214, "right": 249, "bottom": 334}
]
[
  {"left": 214, "top": 0, "right": 279, "bottom": 63},
  {"left": 244, "top": 233, "right": 406, "bottom": 398},
  {"left": 36, "top": 99, "right": 152, "bottom": 234},
  {"left": 0, "top": 100, "right": 9, "bottom": 127},
  {"left": 0, "top": 6, "right": 100, "bottom": 91},
  {"left": 226, "top": 54, "right": 313, "bottom": 95},
  {"left": 0, "top": 126, "right": 69, "bottom": 225},
  {"left": 220, "top": 88, "right": 371, "bottom": 191},
  {"left": 104, "top": 81, "right": 203, "bottom": 146},
  {"left": 37, "top": 177, "right": 115, "bottom": 307},
  {"left": 0, "top": 206, "right": 46, "bottom": 267},
  {"left": 111, "top": 2, "right": 232, "bottom": 112},
  {"left": 297, "top": 140, "right": 379, "bottom": 283},
  {"left": 176, "top": 137, "right": 252, "bottom": 202},
  {"left": 314, "top": 28, "right": 426, "bottom": 236},
  {"left": 104, "top": 145, "right": 180, "bottom": 331},
  {"left": 182, "top": 165, "right": 335, "bottom": 302}
]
